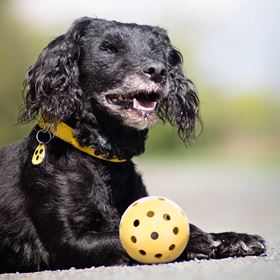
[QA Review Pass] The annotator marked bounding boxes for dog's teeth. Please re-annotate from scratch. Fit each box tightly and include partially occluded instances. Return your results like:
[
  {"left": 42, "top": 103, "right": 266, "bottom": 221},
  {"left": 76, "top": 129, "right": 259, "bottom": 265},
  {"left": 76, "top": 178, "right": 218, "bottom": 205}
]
[
  {"left": 133, "top": 98, "right": 140, "bottom": 110},
  {"left": 118, "top": 95, "right": 124, "bottom": 101}
]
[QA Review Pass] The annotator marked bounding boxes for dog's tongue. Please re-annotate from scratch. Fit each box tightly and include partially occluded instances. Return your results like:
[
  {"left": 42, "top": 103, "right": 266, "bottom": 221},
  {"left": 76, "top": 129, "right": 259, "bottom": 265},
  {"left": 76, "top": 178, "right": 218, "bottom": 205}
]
[{"left": 133, "top": 98, "right": 157, "bottom": 112}]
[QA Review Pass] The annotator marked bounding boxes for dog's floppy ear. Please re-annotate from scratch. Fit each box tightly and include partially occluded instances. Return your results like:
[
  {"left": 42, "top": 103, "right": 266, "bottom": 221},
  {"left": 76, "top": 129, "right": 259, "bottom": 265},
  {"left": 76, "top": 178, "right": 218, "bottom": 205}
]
[
  {"left": 19, "top": 17, "right": 92, "bottom": 125},
  {"left": 160, "top": 48, "right": 201, "bottom": 143}
]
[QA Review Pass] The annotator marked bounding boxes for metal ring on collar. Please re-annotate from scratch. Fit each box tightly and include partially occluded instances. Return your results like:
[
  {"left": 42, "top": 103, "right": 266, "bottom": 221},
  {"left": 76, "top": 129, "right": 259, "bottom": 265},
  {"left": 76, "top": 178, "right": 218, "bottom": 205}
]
[{"left": 36, "top": 129, "right": 53, "bottom": 144}]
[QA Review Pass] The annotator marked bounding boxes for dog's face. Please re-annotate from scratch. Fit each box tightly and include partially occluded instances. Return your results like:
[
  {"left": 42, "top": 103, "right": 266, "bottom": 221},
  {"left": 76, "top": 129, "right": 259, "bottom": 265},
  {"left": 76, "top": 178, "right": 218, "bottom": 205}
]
[
  {"left": 21, "top": 17, "right": 200, "bottom": 143},
  {"left": 79, "top": 21, "right": 172, "bottom": 130}
]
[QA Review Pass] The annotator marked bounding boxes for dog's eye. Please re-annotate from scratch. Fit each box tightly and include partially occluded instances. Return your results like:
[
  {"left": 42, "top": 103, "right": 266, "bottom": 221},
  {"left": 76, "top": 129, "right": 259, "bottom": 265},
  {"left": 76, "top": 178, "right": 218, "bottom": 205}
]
[
  {"left": 168, "top": 49, "right": 182, "bottom": 66},
  {"left": 100, "top": 40, "right": 119, "bottom": 53}
]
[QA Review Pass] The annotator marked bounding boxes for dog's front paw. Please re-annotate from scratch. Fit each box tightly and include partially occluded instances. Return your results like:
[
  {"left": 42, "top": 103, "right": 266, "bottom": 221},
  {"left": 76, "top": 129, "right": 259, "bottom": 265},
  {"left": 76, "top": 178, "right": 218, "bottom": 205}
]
[
  {"left": 179, "top": 225, "right": 266, "bottom": 261},
  {"left": 212, "top": 232, "right": 266, "bottom": 258}
]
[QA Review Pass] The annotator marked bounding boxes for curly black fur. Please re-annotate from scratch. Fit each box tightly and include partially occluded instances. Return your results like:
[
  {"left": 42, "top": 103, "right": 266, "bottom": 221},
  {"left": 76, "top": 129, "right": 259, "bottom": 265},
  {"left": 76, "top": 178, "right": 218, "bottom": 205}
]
[
  {"left": 0, "top": 17, "right": 265, "bottom": 273},
  {"left": 19, "top": 18, "right": 89, "bottom": 126}
]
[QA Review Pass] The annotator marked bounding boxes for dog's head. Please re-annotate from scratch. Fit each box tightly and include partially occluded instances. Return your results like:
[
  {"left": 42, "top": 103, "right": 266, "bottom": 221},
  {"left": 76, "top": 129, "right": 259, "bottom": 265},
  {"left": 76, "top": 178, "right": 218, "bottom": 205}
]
[{"left": 20, "top": 17, "right": 200, "bottom": 146}]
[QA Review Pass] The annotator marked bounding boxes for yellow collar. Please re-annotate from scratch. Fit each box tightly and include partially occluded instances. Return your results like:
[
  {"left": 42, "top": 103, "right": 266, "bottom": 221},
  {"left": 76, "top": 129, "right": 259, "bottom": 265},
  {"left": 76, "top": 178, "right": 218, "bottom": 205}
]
[{"left": 38, "top": 119, "right": 127, "bottom": 163}]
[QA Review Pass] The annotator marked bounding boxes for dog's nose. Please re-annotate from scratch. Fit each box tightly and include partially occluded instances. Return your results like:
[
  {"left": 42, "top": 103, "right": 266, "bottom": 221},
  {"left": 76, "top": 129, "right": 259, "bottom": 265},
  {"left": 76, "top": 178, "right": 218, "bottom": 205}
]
[{"left": 143, "top": 62, "right": 166, "bottom": 83}]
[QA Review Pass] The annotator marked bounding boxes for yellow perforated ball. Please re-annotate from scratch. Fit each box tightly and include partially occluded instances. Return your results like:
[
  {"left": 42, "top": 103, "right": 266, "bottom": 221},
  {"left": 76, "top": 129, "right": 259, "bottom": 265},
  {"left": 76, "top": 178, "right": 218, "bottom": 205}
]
[{"left": 119, "top": 196, "right": 189, "bottom": 264}]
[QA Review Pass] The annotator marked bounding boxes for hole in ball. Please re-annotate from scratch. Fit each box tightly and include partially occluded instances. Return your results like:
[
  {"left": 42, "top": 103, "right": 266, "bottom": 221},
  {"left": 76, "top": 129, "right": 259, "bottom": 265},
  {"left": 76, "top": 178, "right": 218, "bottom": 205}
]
[
  {"left": 169, "top": 244, "right": 176, "bottom": 251},
  {"left": 173, "top": 227, "right": 179, "bottom": 235},
  {"left": 163, "top": 214, "right": 171, "bottom": 221},
  {"left": 133, "top": 219, "right": 140, "bottom": 227},
  {"left": 150, "top": 232, "right": 159, "bottom": 240},
  {"left": 147, "top": 211, "right": 154, "bottom": 217},
  {"left": 139, "top": 250, "right": 146, "bottom": 256},
  {"left": 39, "top": 149, "right": 44, "bottom": 154},
  {"left": 158, "top": 197, "right": 165, "bottom": 201},
  {"left": 36, "top": 155, "right": 39, "bottom": 161},
  {"left": 131, "top": 236, "right": 137, "bottom": 243},
  {"left": 155, "top": 253, "right": 162, "bottom": 258},
  {"left": 132, "top": 202, "right": 138, "bottom": 207}
]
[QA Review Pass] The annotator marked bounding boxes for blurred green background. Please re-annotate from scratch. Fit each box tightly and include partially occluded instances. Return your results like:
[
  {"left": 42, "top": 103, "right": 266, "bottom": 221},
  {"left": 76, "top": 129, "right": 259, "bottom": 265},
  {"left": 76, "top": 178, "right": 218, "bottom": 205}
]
[{"left": 0, "top": 0, "right": 279, "bottom": 167}]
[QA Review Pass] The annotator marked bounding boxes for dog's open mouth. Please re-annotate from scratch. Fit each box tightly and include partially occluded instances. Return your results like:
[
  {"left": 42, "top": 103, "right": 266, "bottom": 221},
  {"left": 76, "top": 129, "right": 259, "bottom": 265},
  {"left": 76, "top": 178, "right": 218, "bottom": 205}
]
[
  {"left": 105, "top": 88, "right": 165, "bottom": 129},
  {"left": 106, "top": 91, "right": 161, "bottom": 113}
]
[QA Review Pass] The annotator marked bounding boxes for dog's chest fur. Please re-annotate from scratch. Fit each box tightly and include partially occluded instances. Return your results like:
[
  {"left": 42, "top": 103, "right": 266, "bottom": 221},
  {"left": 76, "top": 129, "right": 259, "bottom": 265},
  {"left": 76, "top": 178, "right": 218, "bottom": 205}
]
[
  {"left": 0, "top": 130, "right": 147, "bottom": 268},
  {"left": 20, "top": 132, "right": 143, "bottom": 234}
]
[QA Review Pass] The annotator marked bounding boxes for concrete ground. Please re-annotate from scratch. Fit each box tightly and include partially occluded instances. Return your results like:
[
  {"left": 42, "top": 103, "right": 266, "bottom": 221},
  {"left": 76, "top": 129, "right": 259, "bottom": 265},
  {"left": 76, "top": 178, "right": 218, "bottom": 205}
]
[{"left": 1, "top": 160, "right": 279, "bottom": 280}]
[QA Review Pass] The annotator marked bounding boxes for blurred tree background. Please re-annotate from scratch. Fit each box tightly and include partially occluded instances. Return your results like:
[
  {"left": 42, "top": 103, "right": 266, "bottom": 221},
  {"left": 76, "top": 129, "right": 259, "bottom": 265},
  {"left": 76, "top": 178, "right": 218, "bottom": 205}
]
[{"left": 0, "top": 0, "right": 279, "bottom": 167}]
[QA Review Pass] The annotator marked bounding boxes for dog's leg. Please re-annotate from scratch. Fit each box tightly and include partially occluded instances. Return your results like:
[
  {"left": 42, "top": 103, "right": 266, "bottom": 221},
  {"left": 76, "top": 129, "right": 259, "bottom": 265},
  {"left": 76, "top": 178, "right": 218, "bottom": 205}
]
[
  {"left": 179, "top": 224, "right": 266, "bottom": 260},
  {"left": 51, "top": 231, "right": 132, "bottom": 269}
]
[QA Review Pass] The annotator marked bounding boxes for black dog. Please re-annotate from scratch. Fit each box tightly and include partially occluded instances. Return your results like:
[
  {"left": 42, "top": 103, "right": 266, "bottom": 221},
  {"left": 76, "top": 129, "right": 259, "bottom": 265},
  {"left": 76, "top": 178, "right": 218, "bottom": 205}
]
[{"left": 0, "top": 17, "right": 265, "bottom": 273}]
